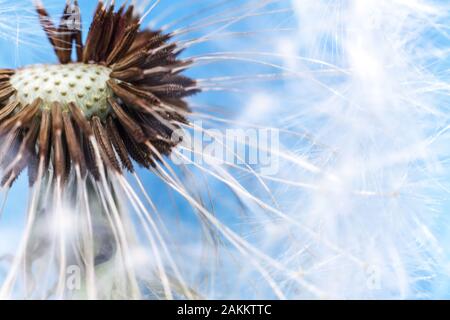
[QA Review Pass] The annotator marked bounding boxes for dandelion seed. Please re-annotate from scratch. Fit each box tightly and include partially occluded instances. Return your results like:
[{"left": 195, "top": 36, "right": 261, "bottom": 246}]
[
  {"left": 0, "top": 0, "right": 200, "bottom": 299},
  {"left": 3, "top": 1, "right": 198, "bottom": 186}
]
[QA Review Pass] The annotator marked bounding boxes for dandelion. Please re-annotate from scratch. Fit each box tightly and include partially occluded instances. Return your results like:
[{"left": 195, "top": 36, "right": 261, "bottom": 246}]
[
  {"left": 0, "top": 0, "right": 297, "bottom": 300},
  {"left": 3, "top": 0, "right": 447, "bottom": 301},
  {"left": 0, "top": 0, "right": 200, "bottom": 299}
]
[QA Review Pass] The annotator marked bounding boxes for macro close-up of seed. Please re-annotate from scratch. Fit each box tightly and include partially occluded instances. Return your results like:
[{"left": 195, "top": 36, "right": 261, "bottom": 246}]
[
  {"left": 0, "top": 0, "right": 450, "bottom": 304},
  {"left": 0, "top": 1, "right": 198, "bottom": 187}
]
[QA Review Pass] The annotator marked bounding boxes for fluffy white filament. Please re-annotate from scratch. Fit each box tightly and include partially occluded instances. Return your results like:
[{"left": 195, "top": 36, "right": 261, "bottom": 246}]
[
  {"left": 255, "top": 0, "right": 450, "bottom": 298},
  {"left": 1, "top": 0, "right": 450, "bottom": 300}
]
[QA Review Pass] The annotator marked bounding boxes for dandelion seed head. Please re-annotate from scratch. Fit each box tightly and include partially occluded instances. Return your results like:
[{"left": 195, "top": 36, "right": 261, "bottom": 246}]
[
  {"left": 6, "top": 0, "right": 443, "bottom": 300},
  {"left": 0, "top": 1, "right": 199, "bottom": 186},
  {"left": 10, "top": 63, "right": 113, "bottom": 117}
]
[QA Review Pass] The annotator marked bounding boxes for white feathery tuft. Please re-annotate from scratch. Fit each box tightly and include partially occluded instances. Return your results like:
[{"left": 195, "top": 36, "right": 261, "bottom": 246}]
[{"left": 251, "top": 0, "right": 450, "bottom": 298}]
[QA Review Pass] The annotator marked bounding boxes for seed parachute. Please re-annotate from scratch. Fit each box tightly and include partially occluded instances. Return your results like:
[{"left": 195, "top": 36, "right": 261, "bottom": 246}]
[
  {"left": 0, "top": 1, "right": 199, "bottom": 187},
  {"left": 0, "top": 0, "right": 205, "bottom": 300}
]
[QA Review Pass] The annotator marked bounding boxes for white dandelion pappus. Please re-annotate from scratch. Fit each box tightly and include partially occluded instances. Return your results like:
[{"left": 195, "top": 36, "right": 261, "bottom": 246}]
[
  {"left": 258, "top": 0, "right": 450, "bottom": 298},
  {"left": 0, "top": 0, "right": 304, "bottom": 300}
]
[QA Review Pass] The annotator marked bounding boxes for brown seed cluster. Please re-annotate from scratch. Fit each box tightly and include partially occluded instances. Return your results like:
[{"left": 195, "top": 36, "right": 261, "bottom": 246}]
[{"left": 0, "top": 1, "right": 198, "bottom": 187}]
